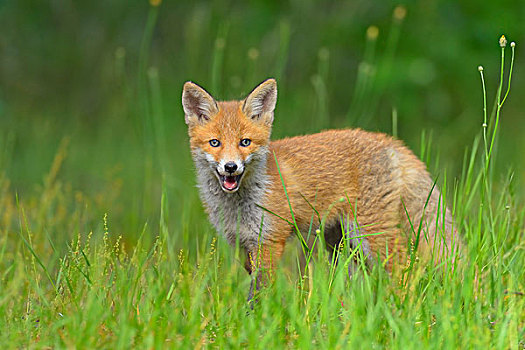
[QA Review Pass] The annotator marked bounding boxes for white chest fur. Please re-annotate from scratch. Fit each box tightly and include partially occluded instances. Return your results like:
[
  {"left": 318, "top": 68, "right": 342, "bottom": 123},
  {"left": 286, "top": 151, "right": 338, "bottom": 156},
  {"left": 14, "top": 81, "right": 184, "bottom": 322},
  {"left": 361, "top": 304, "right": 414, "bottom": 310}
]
[{"left": 193, "top": 151, "right": 272, "bottom": 250}]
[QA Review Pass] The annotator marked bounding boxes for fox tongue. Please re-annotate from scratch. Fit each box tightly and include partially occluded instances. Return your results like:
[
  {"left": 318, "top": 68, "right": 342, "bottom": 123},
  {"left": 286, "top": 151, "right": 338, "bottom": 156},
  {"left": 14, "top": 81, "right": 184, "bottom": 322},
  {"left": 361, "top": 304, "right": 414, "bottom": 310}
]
[{"left": 223, "top": 176, "right": 237, "bottom": 190}]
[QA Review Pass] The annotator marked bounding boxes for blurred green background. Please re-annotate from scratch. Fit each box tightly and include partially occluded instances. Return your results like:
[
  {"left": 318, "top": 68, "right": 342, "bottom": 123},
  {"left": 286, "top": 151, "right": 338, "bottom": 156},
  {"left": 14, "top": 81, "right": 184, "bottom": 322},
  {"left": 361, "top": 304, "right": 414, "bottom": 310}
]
[{"left": 1, "top": 0, "right": 524, "bottom": 244}]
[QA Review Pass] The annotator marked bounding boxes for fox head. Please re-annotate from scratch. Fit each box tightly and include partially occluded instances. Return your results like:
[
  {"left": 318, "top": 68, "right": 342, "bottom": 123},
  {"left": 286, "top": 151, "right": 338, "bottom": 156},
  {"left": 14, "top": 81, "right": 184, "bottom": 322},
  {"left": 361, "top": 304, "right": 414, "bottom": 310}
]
[{"left": 182, "top": 78, "right": 277, "bottom": 193}]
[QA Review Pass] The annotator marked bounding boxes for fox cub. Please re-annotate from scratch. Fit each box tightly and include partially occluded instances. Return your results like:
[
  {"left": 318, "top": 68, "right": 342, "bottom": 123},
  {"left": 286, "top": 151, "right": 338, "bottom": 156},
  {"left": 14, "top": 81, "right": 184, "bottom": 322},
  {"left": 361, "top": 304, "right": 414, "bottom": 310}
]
[{"left": 183, "top": 78, "right": 458, "bottom": 294}]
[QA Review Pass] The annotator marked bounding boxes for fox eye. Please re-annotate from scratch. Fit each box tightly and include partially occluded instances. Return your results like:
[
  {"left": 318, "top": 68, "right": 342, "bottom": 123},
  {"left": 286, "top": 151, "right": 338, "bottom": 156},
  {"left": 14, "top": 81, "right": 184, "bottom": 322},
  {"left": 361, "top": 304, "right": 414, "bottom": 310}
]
[
  {"left": 209, "top": 139, "right": 221, "bottom": 147},
  {"left": 240, "top": 138, "right": 251, "bottom": 147}
]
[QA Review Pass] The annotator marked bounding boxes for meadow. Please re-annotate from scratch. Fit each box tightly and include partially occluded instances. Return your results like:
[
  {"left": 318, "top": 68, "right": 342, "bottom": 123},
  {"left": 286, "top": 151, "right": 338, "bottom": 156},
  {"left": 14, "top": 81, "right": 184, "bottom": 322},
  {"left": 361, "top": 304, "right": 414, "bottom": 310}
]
[{"left": 1, "top": 1, "right": 524, "bottom": 348}]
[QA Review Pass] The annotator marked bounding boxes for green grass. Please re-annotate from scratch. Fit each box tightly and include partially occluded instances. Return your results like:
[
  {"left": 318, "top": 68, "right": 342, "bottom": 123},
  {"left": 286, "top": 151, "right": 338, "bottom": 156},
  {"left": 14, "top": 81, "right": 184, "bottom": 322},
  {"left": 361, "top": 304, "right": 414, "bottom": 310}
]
[
  {"left": 1, "top": 2, "right": 524, "bottom": 348},
  {"left": 1, "top": 137, "right": 524, "bottom": 348},
  {"left": 1, "top": 40, "right": 524, "bottom": 350}
]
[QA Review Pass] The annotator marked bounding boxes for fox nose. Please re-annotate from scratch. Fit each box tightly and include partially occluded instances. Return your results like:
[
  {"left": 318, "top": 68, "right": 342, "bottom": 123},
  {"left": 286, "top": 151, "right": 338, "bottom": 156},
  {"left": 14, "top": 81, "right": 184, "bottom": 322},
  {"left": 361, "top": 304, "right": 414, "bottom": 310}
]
[{"left": 224, "top": 162, "right": 238, "bottom": 174}]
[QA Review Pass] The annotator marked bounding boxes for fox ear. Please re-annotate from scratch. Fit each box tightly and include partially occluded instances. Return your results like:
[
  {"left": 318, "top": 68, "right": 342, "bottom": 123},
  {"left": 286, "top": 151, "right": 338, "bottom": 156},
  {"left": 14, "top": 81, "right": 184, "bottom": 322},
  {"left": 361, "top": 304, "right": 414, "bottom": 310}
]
[
  {"left": 182, "top": 81, "right": 219, "bottom": 125},
  {"left": 243, "top": 78, "right": 277, "bottom": 125}
]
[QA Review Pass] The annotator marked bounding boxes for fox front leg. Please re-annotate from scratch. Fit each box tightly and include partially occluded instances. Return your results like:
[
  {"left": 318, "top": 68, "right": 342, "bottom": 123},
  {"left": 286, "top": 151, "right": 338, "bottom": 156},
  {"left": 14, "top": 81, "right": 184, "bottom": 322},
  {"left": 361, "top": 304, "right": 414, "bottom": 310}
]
[{"left": 244, "top": 240, "right": 286, "bottom": 304}]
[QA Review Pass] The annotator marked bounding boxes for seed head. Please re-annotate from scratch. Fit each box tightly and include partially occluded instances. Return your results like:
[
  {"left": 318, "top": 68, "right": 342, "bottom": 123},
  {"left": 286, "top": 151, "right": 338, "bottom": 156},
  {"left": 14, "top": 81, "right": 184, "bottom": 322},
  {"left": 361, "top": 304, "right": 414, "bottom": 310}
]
[
  {"left": 510, "top": 41, "right": 516, "bottom": 48},
  {"left": 367, "top": 26, "right": 379, "bottom": 40},
  {"left": 248, "top": 48, "right": 259, "bottom": 60},
  {"left": 499, "top": 35, "right": 507, "bottom": 48},
  {"left": 393, "top": 6, "right": 407, "bottom": 21},
  {"left": 478, "top": 66, "right": 484, "bottom": 72}
]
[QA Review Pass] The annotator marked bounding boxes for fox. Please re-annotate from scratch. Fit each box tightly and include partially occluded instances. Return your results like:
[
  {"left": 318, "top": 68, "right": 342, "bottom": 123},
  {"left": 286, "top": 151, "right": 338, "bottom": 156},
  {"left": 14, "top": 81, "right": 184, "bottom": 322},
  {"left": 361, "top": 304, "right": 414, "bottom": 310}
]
[{"left": 182, "top": 78, "right": 459, "bottom": 299}]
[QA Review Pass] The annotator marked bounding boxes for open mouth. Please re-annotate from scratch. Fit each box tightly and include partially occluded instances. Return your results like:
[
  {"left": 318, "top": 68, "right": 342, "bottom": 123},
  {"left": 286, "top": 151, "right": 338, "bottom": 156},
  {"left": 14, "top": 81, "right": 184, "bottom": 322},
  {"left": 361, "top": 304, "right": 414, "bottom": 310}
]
[{"left": 217, "top": 172, "right": 244, "bottom": 192}]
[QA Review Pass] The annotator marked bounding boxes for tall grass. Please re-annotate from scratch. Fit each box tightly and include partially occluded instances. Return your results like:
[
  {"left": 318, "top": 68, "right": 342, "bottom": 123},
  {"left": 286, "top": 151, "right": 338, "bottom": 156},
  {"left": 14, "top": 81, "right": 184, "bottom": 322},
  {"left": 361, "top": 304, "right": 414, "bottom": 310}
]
[{"left": 346, "top": 6, "right": 406, "bottom": 128}]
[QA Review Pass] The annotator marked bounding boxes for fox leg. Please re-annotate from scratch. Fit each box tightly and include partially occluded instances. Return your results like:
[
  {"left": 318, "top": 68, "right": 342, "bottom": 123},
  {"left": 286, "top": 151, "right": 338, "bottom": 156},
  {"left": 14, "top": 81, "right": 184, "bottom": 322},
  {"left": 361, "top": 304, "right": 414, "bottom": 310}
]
[
  {"left": 351, "top": 203, "right": 410, "bottom": 273},
  {"left": 245, "top": 238, "right": 286, "bottom": 302}
]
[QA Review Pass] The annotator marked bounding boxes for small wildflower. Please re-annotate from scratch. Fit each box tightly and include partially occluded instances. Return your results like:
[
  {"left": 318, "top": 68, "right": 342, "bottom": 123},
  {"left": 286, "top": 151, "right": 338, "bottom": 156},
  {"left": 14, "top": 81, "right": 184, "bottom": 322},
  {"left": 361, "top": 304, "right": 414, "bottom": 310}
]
[
  {"left": 510, "top": 42, "right": 516, "bottom": 48},
  {"left": 367, "top": 26, "right": 379, "bottom": 40},
  {"left": 482, "top": 123, "right": 487, "bottom": 128},
  {"left": 315, "top": 229, "right": 321, "bottom": 235},
  {"left": 478, "top": 66, "right": 484, "bottom": 72},
  {"left": 499, "top": 35, "right": 507, "bottom": 48}
]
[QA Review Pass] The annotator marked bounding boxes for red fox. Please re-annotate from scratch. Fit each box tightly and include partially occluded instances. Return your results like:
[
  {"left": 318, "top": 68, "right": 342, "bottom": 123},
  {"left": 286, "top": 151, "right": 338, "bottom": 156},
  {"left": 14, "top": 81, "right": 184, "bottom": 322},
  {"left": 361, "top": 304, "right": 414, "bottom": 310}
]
[{"left": 182, "top": 78, "right": 459, "bottom": 297}]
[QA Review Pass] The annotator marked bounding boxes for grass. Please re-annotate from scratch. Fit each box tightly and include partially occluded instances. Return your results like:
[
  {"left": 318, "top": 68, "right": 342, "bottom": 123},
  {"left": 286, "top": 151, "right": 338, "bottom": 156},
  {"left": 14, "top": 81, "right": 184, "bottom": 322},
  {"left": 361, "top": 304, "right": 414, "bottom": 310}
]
[
  {"left": 1, "top": 42, "right": 523, "bottom": 350},
  {"left": 1, "top": 3, "right": 524, "bottom": 348}
]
